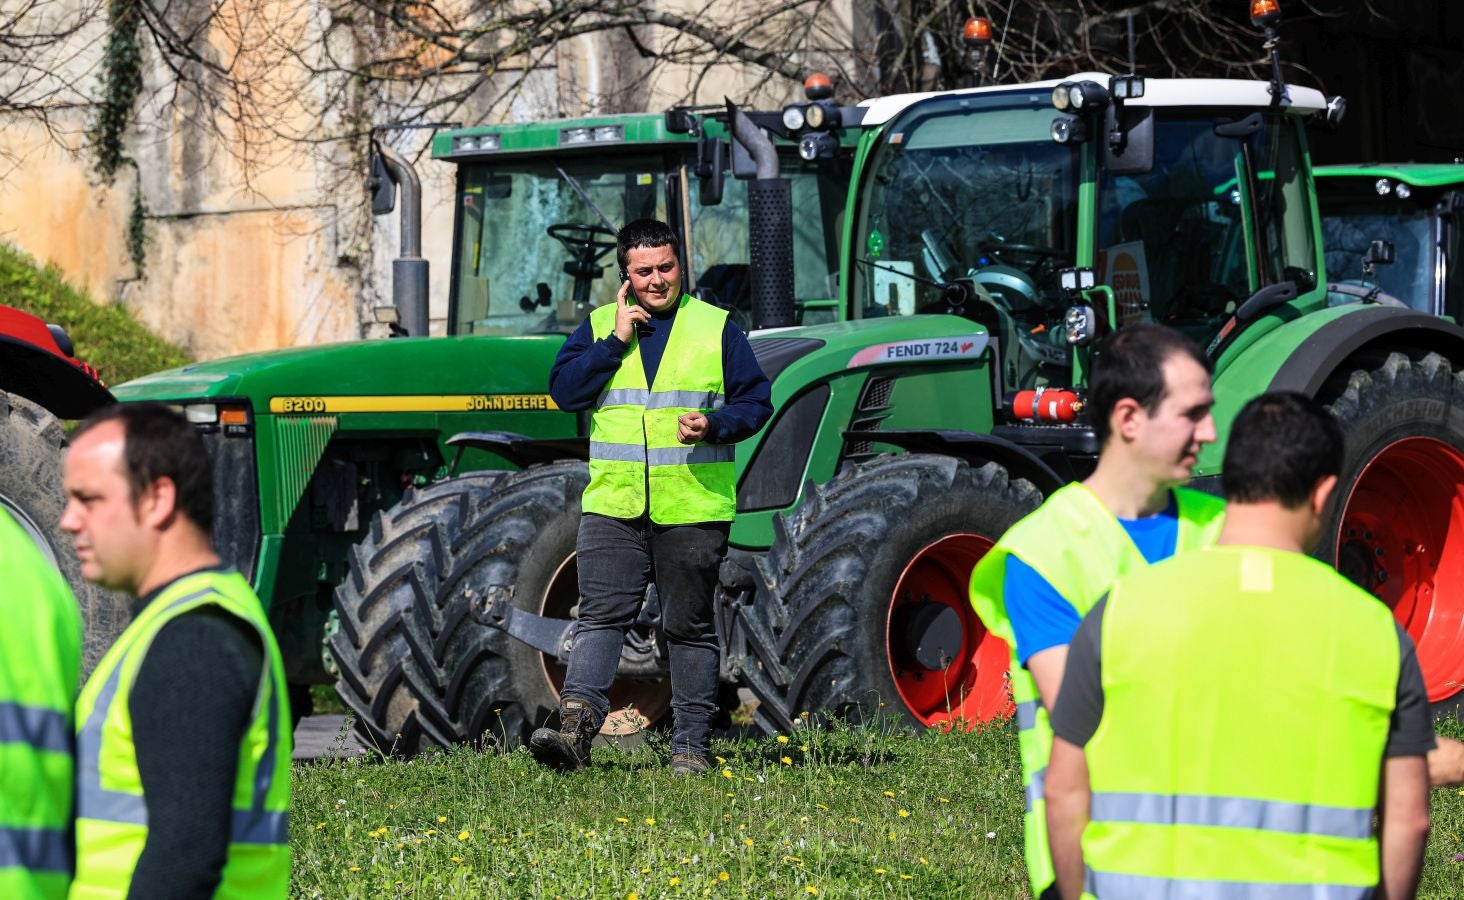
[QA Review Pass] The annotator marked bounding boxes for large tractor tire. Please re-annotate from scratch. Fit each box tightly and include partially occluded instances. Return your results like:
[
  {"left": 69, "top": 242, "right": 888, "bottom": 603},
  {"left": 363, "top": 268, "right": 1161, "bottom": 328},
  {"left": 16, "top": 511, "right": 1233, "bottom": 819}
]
[
  {"left": 0, "top": 390, "right": 129, "bottom": 674},
  {"left": 743, "top": 453, "right": 1041, "bottom": 734},
  {"left": 331, "top": 462, "right": 671, "bottom": 756},
  {"left": 1321, "top": 351, "right": 1464, "bottom": 713}
]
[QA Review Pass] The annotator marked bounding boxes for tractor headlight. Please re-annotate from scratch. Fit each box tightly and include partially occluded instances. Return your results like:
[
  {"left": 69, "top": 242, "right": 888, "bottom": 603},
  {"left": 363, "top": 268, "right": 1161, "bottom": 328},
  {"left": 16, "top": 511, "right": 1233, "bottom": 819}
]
[{"left": 781, "top": 105, "right": 806, "bottom": 131}]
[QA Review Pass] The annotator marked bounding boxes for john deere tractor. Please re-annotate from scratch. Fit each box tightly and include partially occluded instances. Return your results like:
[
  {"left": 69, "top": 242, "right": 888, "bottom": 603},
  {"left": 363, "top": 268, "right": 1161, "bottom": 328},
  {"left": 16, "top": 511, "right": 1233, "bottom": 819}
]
[{"left": 111, "top": 103, "right": 857, "bottom": 727}]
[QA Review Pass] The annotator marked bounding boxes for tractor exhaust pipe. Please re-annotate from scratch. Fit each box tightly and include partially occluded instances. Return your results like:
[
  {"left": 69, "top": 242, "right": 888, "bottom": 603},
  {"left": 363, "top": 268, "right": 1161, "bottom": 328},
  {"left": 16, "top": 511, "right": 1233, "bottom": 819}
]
[
  {"left": 375, "top": 144, "right": 430, "bottom": 338},
  {"left": 728, "top": 100, "right": 794, "bottom": 330}
]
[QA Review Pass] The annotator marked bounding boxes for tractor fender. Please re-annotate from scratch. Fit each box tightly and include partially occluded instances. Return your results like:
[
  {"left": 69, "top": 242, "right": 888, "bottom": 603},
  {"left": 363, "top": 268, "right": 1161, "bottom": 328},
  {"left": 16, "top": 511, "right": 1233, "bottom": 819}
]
[
  {"left": 1265, "top": 307, "right": 1464, "bottom": 396},
  {"left": 0, "top": 333, "right": 114, "bottom": 419},
  {"left": 445, "top": 430, "right": 589, "bottom": 471},
  {"left": 841, "top": 428, "right": 1068, "bottom": 495}
]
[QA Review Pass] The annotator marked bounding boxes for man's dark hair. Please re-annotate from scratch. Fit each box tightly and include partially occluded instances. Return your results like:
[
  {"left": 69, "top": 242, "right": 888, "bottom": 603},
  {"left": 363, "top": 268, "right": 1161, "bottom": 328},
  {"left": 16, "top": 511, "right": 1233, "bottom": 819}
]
[
  {"left": 1221, "top": 392, "right": 1344, "bottom": 508},
  {"left": 1087, "top": 324, "right": 1212, "bottom": 446},
  {"left": 73, "top": 402, "right": 215, "bottom": 533},
  {"left": 616, "top": 218, "right": 680, "bottom": 271}
]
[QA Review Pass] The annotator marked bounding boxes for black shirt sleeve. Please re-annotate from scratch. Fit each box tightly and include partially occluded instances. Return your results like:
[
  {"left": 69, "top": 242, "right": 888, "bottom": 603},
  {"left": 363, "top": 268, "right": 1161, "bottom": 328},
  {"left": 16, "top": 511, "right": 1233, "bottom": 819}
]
[
  {"left": 1386, "top": 623, "right": 1436, "bottom": 757},
  {"left": 547, "top": 317, "right": 629, "bottom": 412},
  {"left": 1049, "top": 595, "right": 1108, "bottom": 748},
  {"left": 127, "top": 608, "right": 264, "bottom": 900},
  {"left": 704, "top": 319, "right": 773, "bottom": 444}
]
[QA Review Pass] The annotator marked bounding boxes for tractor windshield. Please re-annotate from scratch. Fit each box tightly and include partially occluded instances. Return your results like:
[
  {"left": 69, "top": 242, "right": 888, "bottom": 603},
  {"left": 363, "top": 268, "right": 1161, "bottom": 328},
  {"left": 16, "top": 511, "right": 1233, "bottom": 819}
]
[
  {"left": 452, "top": 157, "right": 668, "bottom": 336},
  {"left": 1317, "top": 177, "right": 1443, "bottom": 316},
  {"left": 1096, "top": 112, "right": 1318, "bottom": 348},
  {"left": 852, "top": 91, "right": 1080, "bottom": 322}
]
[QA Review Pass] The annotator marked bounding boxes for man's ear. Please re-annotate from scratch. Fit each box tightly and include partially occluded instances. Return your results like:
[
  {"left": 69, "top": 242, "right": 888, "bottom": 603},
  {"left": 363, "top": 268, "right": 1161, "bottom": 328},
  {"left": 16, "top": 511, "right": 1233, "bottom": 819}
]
[
  {"left": 1111, "top": 397, "right": 1144, "bottom": 441},
  {"left": 137, "top": 477, "right": 179, "bottom": 530},
  {"left": 1311, "top": 473, "right": 1339, "bottom": 519}
]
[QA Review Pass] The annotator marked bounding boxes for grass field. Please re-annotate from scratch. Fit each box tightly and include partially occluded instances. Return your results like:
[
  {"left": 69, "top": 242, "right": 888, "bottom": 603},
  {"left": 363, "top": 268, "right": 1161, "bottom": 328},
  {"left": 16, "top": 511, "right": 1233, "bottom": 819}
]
[{"left": 293, "top": 715, "right": 1464, "bottom": 898}]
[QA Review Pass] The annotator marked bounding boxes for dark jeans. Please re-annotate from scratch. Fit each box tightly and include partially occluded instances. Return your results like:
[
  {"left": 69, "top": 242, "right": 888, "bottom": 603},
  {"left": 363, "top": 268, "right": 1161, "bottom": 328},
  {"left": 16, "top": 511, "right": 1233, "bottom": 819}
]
[{"left": 561, "top": 513, "right": 729, "bottom": 756}]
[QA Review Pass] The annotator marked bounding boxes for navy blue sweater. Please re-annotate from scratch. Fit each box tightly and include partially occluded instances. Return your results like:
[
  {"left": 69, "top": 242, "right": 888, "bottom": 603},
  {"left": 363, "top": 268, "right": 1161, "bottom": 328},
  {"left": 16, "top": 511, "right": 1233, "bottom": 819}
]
[{"left": 549, "top": 300, "right": 773, "bottom": 444}]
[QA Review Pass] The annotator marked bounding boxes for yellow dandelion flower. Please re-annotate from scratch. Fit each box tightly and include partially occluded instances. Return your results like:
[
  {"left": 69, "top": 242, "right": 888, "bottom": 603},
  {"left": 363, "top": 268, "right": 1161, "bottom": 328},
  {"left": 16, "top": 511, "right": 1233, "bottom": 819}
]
[
  {"left": 875, "top": 867, "right": 887, "bottom": 875},
  {"left": 937, "top": 797, "right": 950, "bottom": 803},
  {"left": 644, "top": 817, "right": 656, "bottom": 826},
  {"left": 396, "top": 842, "right": 404, "bottom": 849},
  {"left": 616, "top": 817, "right": 629, "bottom": 824},
  {"left": 882, "top": 790, "right": 895, "bottom": 798},
  {"left": 437, "top": 816, "right": 447, "bottom": 823},
  {"left": 348, "top": 866, "right": 360, "bottom": 872},
  {"left": 848, "top": 817, "right": 861, "bottom": 824},
  {"left": 919, "top": 857, "right": 929, "bottom": 865},
  {"left": 726, "top": 792, "right": 735, "bottom": 798},
  {"left": 585, "top": 848, "right": 593, "bottom": 857},
  {"left": 681, "top": 858, "right": 691, "bottom": 864},
  {"left": 799, "top": 815, "right": 808, "bottom": 824},
  {"left": 743, "top": 837, "right": 754, "bottom": 847},
  {"left": 315, "top": 822, "right": 327, "bottom": 830},
  {"left": 815, "top": 803, "right": 828, "bottom": 811},
  {"left": 424, "top": 829, "right": 437, "bottom": 836},
  {"left": 628, "top": 893, "right": 639, "bottom": 900},
  {"left": 781, "top": 756, "right": 792, "bottom": 765},
  {"left": 800, "top": 710, "right": 810, "bottom": 719},
  {"left": 898, "top": 809, "right": 910, "bottom": 818},
  {"left": 739, "top": 823, "right": 746, "bottom": 831},
  {"left": 722, "top": 769, "right": 734, "bottom": 778},
  {"left": 458, "top": 830, "right": 471, "bottom": 840},
  {"left": 743, "top": 776, "right": 755, "bottom": 783},
  {"left": 530, "top": 860, "right": 539, "bottom": 867},
  {"left": 715, "top": 756, "right": 726, "bottom": 763},
  {"left": 899, "top": 873, "right": 913, "bottom": 880},
  {"left": 585, "top": 831, "right": 597, "bottom": 838},
  {"left": 451, "top": 855, "right": 462, "bottom": 863},
  {"left": 670, "top": 877, "right": 681, "bottom": 886},
  {"left": 806, "top": 887, "right": 819, "bottom": 896},
  {"left": 718, "top": 871, "right": 731, "bottom": 881},
  {"left": 888, "top": 830, "right": 896, "bottom": 841},
  {"left": 642, "top": 867, "right": 652, "bottom": 874},
  {"left": 776, "top": 735, "right": 789, "bottom": 744}
]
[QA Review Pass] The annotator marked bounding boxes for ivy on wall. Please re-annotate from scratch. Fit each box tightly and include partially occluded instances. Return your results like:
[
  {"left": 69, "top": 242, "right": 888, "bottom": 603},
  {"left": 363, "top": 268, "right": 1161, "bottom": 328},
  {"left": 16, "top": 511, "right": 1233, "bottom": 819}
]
[{"left": 92, "top": 0, "right": 143, "bottom": 184}]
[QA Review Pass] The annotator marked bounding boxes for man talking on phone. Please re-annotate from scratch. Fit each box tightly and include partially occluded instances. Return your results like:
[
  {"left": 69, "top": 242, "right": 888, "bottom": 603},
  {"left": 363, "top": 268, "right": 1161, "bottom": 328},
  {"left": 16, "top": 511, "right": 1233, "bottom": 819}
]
[{"left": 540, "top": 218, "right": 772, "bottom": 774}]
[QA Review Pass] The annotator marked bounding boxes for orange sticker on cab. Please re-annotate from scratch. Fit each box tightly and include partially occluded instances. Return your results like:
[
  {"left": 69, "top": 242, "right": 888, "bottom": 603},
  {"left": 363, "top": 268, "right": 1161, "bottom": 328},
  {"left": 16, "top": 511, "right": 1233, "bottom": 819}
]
[{"left": 847, "top": 334, "right": 988, "bottom": 368}]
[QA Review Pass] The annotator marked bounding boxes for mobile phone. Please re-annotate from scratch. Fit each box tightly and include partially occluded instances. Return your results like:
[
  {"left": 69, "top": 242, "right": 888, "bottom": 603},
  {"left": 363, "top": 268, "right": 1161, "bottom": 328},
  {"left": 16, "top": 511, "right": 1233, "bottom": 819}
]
[{"left": 619, "top": 269, "right": 637, "bottom": 306}]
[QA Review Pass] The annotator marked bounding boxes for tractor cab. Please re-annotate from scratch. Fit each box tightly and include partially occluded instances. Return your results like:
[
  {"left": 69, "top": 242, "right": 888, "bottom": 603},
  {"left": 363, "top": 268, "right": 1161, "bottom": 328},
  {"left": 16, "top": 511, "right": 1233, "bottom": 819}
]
[
  {"left": 436, "top": 111, "right": 854, "bottom": 338},
  {"left": 1315, "top": 164, "right": 1464, "bottom": 321},
  {"left": 842, "top": 76, "right": 1329, "bottom": 411}
]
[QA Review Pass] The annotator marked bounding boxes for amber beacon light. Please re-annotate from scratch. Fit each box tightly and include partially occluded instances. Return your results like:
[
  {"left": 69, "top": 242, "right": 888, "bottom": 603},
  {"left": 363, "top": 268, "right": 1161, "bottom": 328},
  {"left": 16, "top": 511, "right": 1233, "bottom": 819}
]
[
  {"left": 1250, "top": 0, "right": 1282, "bottom": 28},
  {"left": 962, "top": 16, "right": 994, "bottom": 48}
]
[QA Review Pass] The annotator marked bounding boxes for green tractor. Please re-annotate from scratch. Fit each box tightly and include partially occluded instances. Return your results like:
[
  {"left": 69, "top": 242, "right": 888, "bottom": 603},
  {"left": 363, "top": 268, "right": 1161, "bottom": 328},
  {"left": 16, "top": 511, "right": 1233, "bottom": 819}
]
[
  {"left": 110, "top": 104, "right": 856, "bottom": 729},
  {"left": 732, "top": 76, "right": 1464, "bottom": 732},
  {"left": 438, "top": 66, "right": 1464, "bottom": 749},
  {"left": 1316, "top": 164, "right": 1464, "bottom": 318}
]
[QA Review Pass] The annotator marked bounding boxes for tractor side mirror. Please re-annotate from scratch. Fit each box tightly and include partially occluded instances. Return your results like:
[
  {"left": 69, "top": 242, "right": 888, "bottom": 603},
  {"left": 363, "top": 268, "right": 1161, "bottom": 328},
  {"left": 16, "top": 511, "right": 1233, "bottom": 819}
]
[
  {"left": 1365, "top": 239, "right": 1395, "bottom": 268},
  {"left": 1104, "top": 105, "right": 1154, "bottom": 175},
  {"left": 697, "top": 137, "right": 726, "bottom": 206},
  {"left": 369, "top": 150, "right": 396, "bottom": 216}
]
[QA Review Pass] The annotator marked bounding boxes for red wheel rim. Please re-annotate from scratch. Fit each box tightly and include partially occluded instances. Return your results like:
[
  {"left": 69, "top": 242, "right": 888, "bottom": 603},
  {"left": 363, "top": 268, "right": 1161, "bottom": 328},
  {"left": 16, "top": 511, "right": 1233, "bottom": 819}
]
[
  {"left": 538, "top": 553, "right": 673, "bottom": 735},
  {"left": 1337, "top": 436, "right": 1464, "bottom": 703},
  {"left": 886, "top": 534, "right": 1013, "bottom": 728}
]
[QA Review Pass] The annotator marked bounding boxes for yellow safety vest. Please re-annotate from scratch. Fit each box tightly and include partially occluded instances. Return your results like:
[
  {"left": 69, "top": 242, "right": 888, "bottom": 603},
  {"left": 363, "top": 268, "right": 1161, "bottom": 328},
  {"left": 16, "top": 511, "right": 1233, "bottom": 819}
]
[
  {"left": 582, "top": 294, "right": 736, "bottom": 524},
  {"left": 1083, "top": 546, "right": 1398, "bottom": 899},
  {"left": 968, "top": 483, "right": 1225, "bottom": 896},
  {"left": 71, "top": 570, "right": 290, "bottom": 899},
  {"left": 0, "top": 511, "right": 81, "bottom": 900}
]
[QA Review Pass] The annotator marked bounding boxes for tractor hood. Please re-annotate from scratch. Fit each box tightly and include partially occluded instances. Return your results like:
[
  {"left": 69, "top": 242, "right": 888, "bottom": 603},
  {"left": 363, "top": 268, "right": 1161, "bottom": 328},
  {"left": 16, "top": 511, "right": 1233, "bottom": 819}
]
[
  {"left": 748, "top": 314, "right": 991, "bottom": 394},
  {"left": 112, "top": 334, "right": 569, "bottom": 406}
]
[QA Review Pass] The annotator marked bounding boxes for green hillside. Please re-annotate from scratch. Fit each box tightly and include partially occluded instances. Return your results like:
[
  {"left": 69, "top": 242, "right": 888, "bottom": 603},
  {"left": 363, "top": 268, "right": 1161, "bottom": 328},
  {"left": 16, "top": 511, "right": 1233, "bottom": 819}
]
[{"left": 0, "top": 242, "right": 191, "bottom": 386}]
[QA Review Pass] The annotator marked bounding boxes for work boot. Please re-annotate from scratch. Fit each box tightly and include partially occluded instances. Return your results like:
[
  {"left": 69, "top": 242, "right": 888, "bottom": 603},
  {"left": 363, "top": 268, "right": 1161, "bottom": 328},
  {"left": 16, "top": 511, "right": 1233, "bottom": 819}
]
[
  {"left": 669, "top": 752, "right": 712, "bottom": 776},
  {"left": 529, "top": 698, "right": 598, "bottom": 772}
]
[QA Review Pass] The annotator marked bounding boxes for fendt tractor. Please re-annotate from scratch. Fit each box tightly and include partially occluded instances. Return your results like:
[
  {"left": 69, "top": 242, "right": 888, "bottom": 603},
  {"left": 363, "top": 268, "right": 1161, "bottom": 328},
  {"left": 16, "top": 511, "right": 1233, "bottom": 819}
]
[
  {"left": 314, "top": 4, "right": 1464, "bottom": 755},
  {"left": 111, "top": 100, "right": 859, "bottom": 726},
  {"left": 0, "top": 305, "right": 120, "bottom": 668}
]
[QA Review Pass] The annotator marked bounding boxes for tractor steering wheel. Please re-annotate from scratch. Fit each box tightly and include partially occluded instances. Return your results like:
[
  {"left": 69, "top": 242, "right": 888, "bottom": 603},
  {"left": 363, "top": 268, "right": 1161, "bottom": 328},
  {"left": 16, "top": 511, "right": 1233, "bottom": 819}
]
[
  {"left": 547, "top": 223, "right": 618, "bottom": 261},
  {"left": 978, "top": 238, "right": 1067, "bottom": 268}
]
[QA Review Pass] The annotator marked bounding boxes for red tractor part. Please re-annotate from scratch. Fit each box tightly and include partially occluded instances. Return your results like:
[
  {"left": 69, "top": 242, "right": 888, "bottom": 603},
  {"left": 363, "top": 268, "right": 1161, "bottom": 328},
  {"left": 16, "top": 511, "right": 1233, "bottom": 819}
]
[
  {"left": 886, "top": 533, "right": 1013, "bottom": 728},
  {"left": 1336, "top": 436, "right": 1464, "bottom": 703},
  {"left": 0, "top": 305, "right": 113, "bottom": 418}
]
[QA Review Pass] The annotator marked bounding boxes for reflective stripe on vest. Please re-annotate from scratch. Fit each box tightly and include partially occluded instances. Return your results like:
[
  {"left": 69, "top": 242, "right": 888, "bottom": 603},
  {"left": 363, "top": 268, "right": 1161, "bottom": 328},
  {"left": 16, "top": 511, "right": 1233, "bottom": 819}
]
[
  {"left": 582, "top": 294, "right": 736, "bottom": 524},
  {"left": 73, "top": 572, "right": 290, "bottom": 898},
  {"left": 0, "top": 827, "right": 69, "bottom": 873},
  {"left": 1083, "top": 548, "right": 1396, "bottom": 897},
  {"left": 967, "top": 484, "right": 1225, "bottom": 896},
  {"left": 0, "top": 702, "right": 70, "bottom": 754},
  {"left": 1085, "top": 869, "right": 1371, "bottom": 900}
]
